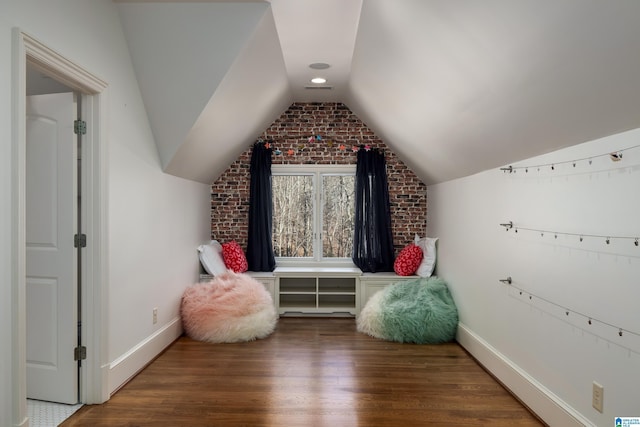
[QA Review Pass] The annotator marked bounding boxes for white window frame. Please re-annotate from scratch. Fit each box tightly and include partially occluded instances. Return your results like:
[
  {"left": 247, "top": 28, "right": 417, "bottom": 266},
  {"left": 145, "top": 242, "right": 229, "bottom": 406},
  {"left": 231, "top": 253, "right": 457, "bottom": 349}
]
[{"left": 272, "top": 164, "right": 356, "bottom": 267}]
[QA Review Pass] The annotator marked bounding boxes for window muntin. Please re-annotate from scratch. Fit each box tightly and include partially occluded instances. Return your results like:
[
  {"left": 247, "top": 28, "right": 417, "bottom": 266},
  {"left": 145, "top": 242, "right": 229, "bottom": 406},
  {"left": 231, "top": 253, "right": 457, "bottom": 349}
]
[{"left": 272, "top": 165, "right": 355, "bottom": 264}]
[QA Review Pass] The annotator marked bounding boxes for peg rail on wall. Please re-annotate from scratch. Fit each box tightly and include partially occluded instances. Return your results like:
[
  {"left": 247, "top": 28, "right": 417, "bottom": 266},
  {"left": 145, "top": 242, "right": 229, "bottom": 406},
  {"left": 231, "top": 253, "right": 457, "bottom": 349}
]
[
  {"left": 499, "top": 143, "right": 640, "bottom": 174},
  {"left": 500, "top": 221, "right": 640, "bottom": 248},
  {"left": 494, "top": 141, "right": 640, "bottom": 353},
  {"left": 498, "top": 219, "right": 639, "bottom": 352},
  {"left": 497, "top": 276, "right": 640, "bottom": 355}
]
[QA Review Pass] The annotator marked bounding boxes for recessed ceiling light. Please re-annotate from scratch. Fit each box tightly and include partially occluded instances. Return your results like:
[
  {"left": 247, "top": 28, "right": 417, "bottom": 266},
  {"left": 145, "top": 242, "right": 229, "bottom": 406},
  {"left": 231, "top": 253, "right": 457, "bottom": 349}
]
[
  {"left": 311, "top": 77, "right": 327, "bottom": 84},
  {"left": 309, "top": 62, "right": 331, "bottom": 70}
]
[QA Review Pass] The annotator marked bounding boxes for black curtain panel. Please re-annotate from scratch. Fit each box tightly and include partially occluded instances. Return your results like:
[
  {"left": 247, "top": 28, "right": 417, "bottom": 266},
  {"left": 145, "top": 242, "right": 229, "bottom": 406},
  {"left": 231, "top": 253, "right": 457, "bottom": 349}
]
[
  {"left": 246, "top": 142, "right": 276, "bottom": 272},
  {"left": 352, "top": 147, "right": 395, "bottom": 272}
]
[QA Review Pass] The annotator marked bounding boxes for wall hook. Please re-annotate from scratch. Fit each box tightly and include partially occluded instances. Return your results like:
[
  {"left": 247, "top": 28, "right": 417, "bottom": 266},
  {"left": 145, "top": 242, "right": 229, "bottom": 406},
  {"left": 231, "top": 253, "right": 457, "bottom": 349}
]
[
  {"left": 500, "top": 221, "right": 513, "bottom": 230},
  {"left": 499, "top": 277, "right": 512, "bottom": 284}
]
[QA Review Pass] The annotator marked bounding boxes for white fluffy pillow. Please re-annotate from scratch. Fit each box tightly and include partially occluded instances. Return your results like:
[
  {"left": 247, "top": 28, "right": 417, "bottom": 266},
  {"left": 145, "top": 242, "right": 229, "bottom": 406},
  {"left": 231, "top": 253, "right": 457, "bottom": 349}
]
[
  {"left": 197, "top": 240, "right": 228, "bottom": 276},
  {"left": 414, "top": 234, "right": 438, "bottom": 277}
]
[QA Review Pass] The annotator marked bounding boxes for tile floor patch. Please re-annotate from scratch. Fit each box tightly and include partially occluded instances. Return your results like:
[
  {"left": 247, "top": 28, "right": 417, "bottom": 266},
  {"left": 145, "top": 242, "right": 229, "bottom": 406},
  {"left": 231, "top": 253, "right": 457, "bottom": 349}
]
[{"left": 27, "top": 399, "right": 83, "bottom": 427}]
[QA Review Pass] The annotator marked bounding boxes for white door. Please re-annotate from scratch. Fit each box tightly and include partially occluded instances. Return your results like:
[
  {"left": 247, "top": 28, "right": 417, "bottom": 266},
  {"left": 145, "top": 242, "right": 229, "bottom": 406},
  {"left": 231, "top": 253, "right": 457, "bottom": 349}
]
[{"left": 25, "top": 92, "right": 78, "bottom": 404}]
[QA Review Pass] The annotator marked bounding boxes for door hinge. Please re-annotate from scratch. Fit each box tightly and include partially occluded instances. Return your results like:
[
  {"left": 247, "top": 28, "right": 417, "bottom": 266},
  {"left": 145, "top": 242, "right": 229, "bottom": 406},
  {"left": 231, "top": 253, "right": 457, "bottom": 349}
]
[
  {"left": 74, "top": 233, "right": 87, "bottom": 248},
  {"left": 74, "top": 346, "right": 87, "bottom": 361},
  {"left": 74, "top": 119, "right": 87, "bottom": 135}
]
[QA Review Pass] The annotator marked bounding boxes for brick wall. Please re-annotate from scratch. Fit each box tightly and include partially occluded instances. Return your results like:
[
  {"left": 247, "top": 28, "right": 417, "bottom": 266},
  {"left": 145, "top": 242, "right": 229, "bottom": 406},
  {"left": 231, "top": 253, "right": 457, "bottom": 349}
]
[{"left": 210, "top": 102, "right": 427, "bottom": 256}]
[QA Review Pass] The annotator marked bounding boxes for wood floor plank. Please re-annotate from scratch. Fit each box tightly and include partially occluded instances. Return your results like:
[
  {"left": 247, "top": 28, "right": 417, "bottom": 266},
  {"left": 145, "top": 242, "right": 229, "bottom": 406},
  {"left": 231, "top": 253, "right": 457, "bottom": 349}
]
[{"left": 61, "top": 317, "right": 545, "bottom": 426}]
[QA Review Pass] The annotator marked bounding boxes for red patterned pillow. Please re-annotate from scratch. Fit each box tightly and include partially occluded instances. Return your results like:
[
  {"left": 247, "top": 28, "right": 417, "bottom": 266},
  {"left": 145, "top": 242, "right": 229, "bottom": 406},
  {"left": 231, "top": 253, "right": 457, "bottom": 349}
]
[
  {"left": 393, "top": 244, "right": 423, "bottom": 276},
  {"left": 221, "top": 241, "right": 248, "bottom": 273}
]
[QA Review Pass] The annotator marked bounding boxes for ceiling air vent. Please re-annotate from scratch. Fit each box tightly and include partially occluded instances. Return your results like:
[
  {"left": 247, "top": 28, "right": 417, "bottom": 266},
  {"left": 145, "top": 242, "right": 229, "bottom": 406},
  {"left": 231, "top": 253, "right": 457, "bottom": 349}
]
[{"left": 304, "top": 86, "right": 333, "bottom": 90}]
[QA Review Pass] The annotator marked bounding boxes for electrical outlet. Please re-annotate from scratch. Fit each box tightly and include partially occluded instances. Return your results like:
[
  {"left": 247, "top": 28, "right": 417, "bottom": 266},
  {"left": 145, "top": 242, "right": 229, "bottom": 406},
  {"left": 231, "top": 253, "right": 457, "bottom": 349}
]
[
  {"left": 153, "top": 307, "right": 158, "bottom": 325},
  {"left": 592, "top": 382, "right": 604, "bottom": 413}
]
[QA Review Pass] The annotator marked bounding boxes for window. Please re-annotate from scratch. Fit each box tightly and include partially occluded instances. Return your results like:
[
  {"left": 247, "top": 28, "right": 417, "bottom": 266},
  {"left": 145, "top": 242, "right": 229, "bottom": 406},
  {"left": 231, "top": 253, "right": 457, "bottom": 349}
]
[{"left": 272, "top": 165, "right": 355, "bottom": 264}]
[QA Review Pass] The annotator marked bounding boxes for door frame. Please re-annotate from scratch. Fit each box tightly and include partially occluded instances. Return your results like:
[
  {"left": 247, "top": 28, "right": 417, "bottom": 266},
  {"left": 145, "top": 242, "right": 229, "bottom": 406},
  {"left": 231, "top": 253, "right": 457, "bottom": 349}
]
[{"left": 11, "top": 29, "right": 109, "bottom": 425}]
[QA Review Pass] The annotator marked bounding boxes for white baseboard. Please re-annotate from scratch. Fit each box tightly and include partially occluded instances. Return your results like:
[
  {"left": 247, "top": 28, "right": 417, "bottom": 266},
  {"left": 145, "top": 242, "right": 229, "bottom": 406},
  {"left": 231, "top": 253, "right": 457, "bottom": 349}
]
[
  {"left": 108, "top": 317, "right": 182, "bottom": 395},
  {"left": 456, "top": 323, "right": 593, "bottom": 427}
]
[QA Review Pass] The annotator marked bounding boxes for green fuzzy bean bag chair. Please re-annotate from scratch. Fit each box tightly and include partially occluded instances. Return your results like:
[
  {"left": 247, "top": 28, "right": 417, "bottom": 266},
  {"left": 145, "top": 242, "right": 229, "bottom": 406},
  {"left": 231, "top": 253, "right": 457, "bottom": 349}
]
[{"left": 357, "top": 277, "right": 458, "bottom": 344}]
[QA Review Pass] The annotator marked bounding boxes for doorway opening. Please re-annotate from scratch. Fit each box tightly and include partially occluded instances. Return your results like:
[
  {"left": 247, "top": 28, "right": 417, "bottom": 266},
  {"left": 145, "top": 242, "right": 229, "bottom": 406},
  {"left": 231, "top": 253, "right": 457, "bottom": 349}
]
[{"left": 12, "top": 29, "right": 109, "bottom": 425}]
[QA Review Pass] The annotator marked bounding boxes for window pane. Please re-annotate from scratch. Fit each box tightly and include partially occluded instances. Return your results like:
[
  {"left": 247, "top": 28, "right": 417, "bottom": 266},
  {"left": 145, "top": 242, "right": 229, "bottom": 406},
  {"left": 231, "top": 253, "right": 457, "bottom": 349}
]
[
  {"left": 322, "top": 175, "right": 355, "bottom": 258},
  {"left": 272, "top": 175, "right": 314, "bottom": 257}
]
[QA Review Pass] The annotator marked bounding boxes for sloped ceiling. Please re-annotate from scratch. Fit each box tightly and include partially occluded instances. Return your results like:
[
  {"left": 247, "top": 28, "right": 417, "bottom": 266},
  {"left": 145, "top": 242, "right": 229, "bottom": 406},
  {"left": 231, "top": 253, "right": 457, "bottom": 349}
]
[
  {"left": 116, "top": 0, "right": 640, "bottom": 185},
  {"left": 116, "top": 1, "right": 291, "bottom": 183},
  {"left": 163, "top": 7, "right": 291, "bottom": 182},
  {"left": 347, "top": 0, "right": 640, "bottom": 184}
]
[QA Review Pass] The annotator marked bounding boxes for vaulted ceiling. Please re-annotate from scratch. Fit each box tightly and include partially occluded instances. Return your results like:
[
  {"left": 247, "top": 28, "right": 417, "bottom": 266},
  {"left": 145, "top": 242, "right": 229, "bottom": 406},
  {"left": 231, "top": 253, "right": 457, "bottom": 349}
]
[{"left": 115, "top": 0, "right": 640, "bottom": 185}]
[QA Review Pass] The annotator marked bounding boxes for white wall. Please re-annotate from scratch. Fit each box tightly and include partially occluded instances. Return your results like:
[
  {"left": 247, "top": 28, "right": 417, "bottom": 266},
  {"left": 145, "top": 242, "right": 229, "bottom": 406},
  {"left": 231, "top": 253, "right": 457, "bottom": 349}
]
[
  {"left": 427, "top": 128, "right": 640, "bottom": 426},
  {"left": 0, "top": 1, "right": 210, "bottom": 425}
]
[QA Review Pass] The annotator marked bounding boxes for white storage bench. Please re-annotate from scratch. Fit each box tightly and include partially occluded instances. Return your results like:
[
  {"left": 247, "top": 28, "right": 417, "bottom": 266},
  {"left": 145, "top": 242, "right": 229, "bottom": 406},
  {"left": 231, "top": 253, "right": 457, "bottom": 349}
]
[
  {"left": 201, "top": 268, "right": 418, "bottom": 317},
  {"left": 359, "top": 272, "right": 419, "bottom": 309},
  {"left": 275, "top": 267, "right": 362, "bottom": 316}
]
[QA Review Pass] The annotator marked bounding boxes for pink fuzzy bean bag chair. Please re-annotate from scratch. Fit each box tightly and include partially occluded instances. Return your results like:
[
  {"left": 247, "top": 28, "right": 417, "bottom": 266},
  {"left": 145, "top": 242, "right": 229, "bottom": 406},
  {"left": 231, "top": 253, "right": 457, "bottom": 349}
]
[{"left": 181, "top": 272, "right": 277, "bottom": 343}]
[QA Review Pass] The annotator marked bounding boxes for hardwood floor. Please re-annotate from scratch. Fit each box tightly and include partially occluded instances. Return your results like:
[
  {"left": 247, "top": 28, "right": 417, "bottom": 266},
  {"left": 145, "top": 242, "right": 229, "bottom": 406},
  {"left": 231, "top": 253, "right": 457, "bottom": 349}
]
[{"left": 62, "top": 318, "right": 544, "bottom": 426}]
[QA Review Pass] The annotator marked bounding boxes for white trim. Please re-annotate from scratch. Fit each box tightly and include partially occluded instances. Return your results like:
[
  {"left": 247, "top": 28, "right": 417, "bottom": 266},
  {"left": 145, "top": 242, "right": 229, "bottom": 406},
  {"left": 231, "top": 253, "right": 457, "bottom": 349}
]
[
  {"left": 23, "top": 32, "right": 107, "bottom": 94},
  {"left": 11, "top": 26, "right": 28, "bottom": 427},
  {"left": 108, "top": 317, "right": 183, "bottom": 395},
  {"left": 456, "top": 323, "right": 594, "bottom": 427},
  {"left": 11, "top": 29, "right": 109, "bottom": 425},
  {"left": 79, "top": 90, "right": 110, "bottom": 404},
  {"left": 274, "top": 266, "right": 362, "bottom": 276},
  {"left": 272, "top": 164, "right": 356, "bottom": 174},
  {"left": 275, "top": 259, "right": 358, "bottom": 268}
]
